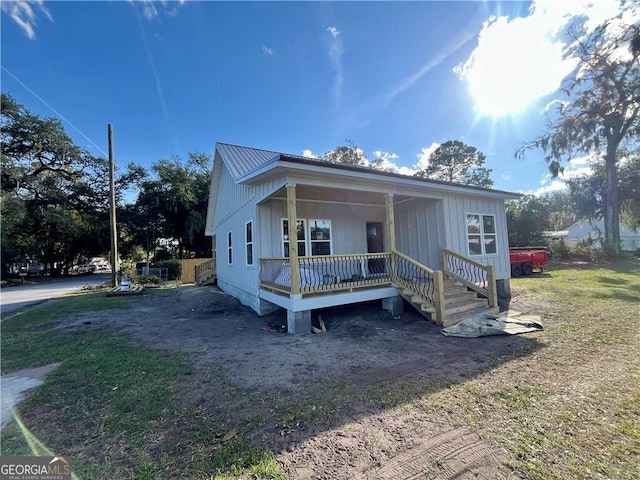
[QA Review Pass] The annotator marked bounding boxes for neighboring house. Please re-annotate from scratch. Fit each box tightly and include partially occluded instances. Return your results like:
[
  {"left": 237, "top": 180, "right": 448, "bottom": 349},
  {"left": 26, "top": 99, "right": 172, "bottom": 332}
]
[
  {"left": 205, "top": 143, "right": 520, "bottom": 333},
  {"left": 546, "top": 220, "right": 640, "bottom": 252}
]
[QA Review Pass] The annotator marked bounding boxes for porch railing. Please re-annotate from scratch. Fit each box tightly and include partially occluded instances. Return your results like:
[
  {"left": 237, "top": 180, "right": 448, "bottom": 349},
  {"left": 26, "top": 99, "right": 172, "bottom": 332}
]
[
  {"left": 392, "top": 250, "right": 445, "bottom": 321},
  {"left": 260, "top": 253, "right": 392, "bottom": 294},
  {"left": 440, "top": 247, "right": 497, "bottom": 307},
  {"left": 259, "top": 248, "right": 496, "bottom": 323}
]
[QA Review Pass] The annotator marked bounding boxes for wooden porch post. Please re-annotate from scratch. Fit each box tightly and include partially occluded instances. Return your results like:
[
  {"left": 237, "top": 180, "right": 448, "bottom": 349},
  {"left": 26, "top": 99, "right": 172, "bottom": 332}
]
[
  {"left": 287, "top": 185, "right": 300, "bottom": 294},
  {"left": 384, "top": 194, "right": 396, "bottom": 252},
  {"left": 487, "top": 264, "right": 498, "bottom": 307},
  {"left": 434, "top": 270, "right": 446, "bottom": 325}
]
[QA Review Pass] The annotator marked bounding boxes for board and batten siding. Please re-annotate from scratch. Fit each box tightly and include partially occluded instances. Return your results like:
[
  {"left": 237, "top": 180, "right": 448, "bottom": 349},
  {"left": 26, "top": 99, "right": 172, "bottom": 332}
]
[
  {"left": 394, "top": 199, "right": 445, "bottom": 269},
  {"left": 260, "top": 198, "right": 386, "bottom": 258},
  {"left": 212, "top": 165, "right": 287, "bottom": 313},
  {"left": 441, "top": 195, "right": 511, "bottom": 279}
]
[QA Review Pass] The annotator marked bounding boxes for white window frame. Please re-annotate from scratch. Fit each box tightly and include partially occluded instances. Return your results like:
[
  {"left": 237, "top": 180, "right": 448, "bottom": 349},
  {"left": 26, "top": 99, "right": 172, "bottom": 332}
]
[
  {"left": 227, "top": 230, "right": 233, "bottom": 265},
  {"left": 245, "top": 220, "right": 254, "bottom": 266},
  {"left": 308, "top": 219, "right": 332, "bottom": 256},
  {"left": 282, "top": 219, "right": 307, "bottom": 258},
  {"left": 281, "top": 218, "right": 332, "bottom": 257},
  {"left": 466, "top": 213, "right": 497, "bottom": 256}
]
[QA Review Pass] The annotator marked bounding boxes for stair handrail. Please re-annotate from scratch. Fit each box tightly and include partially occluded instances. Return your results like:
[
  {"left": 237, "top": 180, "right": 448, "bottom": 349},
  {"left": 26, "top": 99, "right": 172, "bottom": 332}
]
[
  {"left": 392, "top": 250, "right": 446, "bottom": 322},
  {"left": 440, "top": 248, "right": 497, "bottom": 307},
  {"left": 195, "top": 258, "right": 216, "bottom": 285}
]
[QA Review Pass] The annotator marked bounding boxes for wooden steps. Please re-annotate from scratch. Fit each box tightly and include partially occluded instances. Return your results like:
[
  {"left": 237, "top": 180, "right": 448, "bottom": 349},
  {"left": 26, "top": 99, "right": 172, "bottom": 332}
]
[{"left": 400, "top": 280, "right": 496, "bottom": 327}]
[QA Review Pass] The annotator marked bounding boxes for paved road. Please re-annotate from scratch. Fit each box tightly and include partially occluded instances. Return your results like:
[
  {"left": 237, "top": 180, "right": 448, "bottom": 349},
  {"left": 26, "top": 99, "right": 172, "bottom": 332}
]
[{"left": 0, "top": 273, "right": 113, "bottom": 315}]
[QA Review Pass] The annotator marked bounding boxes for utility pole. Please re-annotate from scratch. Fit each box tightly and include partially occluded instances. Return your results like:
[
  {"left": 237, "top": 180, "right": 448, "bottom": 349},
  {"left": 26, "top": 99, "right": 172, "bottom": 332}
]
[{"left": 108, "top": 124, "right": 119, "bottom": 287}]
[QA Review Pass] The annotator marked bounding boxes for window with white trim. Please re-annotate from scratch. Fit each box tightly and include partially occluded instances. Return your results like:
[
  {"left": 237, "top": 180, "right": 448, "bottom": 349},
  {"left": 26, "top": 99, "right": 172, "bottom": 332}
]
[
  {"left": 466, "top": 213, "right": 497, "bottom": 256},
  {"left": 245, "top": 221, "right": 253, "bottom": 266},
  {"left": 227, "top": 231, "right": 233, "bottom": 264},
  {"left": 309, "top": 219, "right": 331, "bottom": 255},
  {"left": 282, "top": 219, "right": 306, "bottom": 257},
  {"left": 282, "top": 219, "right": 332, "bottom": 257}
]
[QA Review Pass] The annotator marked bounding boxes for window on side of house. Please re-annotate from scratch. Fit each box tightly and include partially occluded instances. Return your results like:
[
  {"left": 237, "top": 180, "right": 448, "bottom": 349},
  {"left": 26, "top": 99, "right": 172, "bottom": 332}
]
[
  {"left": 309, "top": 219, "right": 331, "bottom": 255},
  {"left": 466, "top": 213, "right": 497, "bottom": 256},
  {"left": 245, "top": 221, "right": 253, "bottom": 266},
  {"left": 227, "top": 231, "right": 233, "bottom": 264},
  {"left": 282, "top": 219, "right": 306, "bottom": 258},
  {"left": 483, "top": 214, "right": 497, "bottom": 254}
]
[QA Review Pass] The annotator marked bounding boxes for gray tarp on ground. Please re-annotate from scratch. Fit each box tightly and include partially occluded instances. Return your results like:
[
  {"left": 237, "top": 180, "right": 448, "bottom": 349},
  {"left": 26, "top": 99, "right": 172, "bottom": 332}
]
[{"left": 441, "top": 310, "right": 543, "bottom": 338}]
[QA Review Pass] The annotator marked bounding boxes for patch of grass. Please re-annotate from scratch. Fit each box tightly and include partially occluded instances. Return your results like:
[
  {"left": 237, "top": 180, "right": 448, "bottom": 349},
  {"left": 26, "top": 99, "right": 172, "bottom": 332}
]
[
  {"left": 1, "top": 292, "right": 133, "bottom": 333},
  {"left": 0, "top": 292, "right": 286, "bottom": 480},
  {"left": 208, "top": 448, "right": 284, "bottom": 480},
  {"left": 518, "top": 259, "right": 640, "bottom": 302},
  {"left": 1, "top": 329, "right": 190, "bottom": 474},
  {"left": 425, "top": 260, "right": 640, "bottom": 480}
]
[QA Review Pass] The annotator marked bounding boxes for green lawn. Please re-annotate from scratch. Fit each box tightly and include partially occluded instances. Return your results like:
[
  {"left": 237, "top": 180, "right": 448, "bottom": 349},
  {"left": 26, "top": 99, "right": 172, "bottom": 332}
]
[{"left": 424, "top": 259, "right": 640, "bottom": 480}]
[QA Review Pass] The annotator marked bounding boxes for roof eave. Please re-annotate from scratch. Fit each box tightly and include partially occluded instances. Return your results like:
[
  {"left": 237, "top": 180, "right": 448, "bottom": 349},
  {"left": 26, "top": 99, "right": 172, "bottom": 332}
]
[{"left": 240, "top": 158, "right": 521, "bottom": 200}]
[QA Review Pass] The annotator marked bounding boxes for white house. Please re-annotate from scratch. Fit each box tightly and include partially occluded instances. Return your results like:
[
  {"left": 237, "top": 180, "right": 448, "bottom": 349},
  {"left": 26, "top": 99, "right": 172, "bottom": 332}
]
[
  {"left": 205, "top": 143, "right": 520, "bottom": 334},
  {"left": 547, "top": 220, "right": 640, "bottom": 251}
]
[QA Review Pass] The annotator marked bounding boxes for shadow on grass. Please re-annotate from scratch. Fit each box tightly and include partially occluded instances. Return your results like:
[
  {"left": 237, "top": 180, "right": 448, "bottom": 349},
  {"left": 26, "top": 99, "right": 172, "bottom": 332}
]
[
  {"left": 0, "top": 290, "right": 545, "bottom": 479},
  {"left": 181, "top": 300, "right": 546, "bottom": 476}
]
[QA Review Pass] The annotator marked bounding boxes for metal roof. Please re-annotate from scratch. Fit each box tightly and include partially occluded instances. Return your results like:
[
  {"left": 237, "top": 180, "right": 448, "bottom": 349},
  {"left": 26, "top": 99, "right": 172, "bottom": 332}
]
[
  {"left": 216, "top": 142, "right": 280, "bottom": 178},
  {"left": 215, "top": 142, "right": 521, "bottom": 198}
]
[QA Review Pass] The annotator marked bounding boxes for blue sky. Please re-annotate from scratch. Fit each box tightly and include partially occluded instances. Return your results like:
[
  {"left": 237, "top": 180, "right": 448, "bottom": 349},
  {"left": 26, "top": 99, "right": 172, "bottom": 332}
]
[{"left": 1, "top": 0, "right": 628, "bottom": 196}]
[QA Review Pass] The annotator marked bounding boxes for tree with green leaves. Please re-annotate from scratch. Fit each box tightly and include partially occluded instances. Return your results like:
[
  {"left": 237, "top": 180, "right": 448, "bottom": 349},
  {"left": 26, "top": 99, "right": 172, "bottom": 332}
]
[
  {"left": 506, "top": 195, "right": 552, "bottom": 247},
  {"left": 1, "top": 93, "right": 110, "bottom": 276},
  {"left": 323, "top": 140, "right": 368, "bottom": 167},
  {"left": 567, "top": 154, "right": 640, "bottom": 231},
  {"left": 414, "top": 140, "right": 493, "bottom": 187},
  {"left": 129, "top": 152, "right": 212, "bottom": 260},
  {"left": 369, "top": 156, "right": 397, "bottom": 173},
  {"left": 517, "top": 15, "right": 640, "bottom": 255}
]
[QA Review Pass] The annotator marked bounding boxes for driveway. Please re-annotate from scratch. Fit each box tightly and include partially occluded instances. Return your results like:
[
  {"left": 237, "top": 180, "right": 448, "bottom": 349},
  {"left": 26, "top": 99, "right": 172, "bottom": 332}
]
[{"left": 0, "top": 273, "right": 112, "bottom": 315}]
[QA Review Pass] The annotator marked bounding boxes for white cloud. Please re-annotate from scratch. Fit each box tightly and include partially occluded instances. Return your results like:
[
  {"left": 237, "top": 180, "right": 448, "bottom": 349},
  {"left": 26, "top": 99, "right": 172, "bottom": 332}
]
[
  {"left": 261, "top": 45, "right": 274, "bottom": 56},
  {"left": 139, "top": 0, "right": 159, "bottom": 20},
  {"left": 325, "top": 26, "right": 344, "bottom": 107},
  {"left": 372, "top": 150, "right": 399, "bottom": 161},
  {"left": 128, "top": 0, "right": 186, "bottom": 21},
  {"left": 326, "top": 26, "right": 339, "bottom": 39},
  {"left": 1, "top": 0, "right": 52, "bottom": 39},
  {"left": 367, "top": 143, "right": 440, "bottom": 176},
  {"left": 302, "top": 149, "right": 318, "bottom": 158},
  {"left": 370, "top": 151, "right": 401, "bottom": 172},
  {"left": 415, "top": 143, "right": 441, "bottom": 170},
  {"left": 456, "top": 0, "right": 625, "bottom": 115},
  {"left": 531, "top": 178, "right": 567, "bottom": 196},
  {"left": 530, "top": 153, "right": 597, "bottom": 195}
]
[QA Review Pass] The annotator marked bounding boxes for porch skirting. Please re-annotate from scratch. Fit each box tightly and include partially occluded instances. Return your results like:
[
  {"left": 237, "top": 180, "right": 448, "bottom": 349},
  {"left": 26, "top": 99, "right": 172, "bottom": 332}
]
[{"left": 258, "top": 286, "right": 400, "bottom": 313}]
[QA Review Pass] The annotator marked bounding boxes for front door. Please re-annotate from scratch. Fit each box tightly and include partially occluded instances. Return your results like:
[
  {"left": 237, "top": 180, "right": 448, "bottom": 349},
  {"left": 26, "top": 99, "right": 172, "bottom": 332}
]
[{"left": 366, "top": 222, "right": 385, "bottom": 273}]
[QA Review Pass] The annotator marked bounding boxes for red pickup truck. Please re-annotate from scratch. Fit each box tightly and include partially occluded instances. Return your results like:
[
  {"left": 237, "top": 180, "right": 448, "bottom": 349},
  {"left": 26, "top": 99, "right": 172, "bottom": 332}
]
[{"left": 509, "top": 247, "right": 549, "bottom": 277}]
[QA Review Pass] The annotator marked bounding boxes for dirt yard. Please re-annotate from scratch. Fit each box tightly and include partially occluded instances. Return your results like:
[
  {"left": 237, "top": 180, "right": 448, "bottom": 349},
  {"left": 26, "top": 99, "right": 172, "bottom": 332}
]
[{"left": 51, "top": 285, "right": 548, "bottom": 479}]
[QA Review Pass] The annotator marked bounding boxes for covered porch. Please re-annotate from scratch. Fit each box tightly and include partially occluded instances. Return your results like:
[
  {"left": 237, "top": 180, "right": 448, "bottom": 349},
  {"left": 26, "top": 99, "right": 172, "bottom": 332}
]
[{"left": 257, "top": 184, "right": 497, "bottom": 333}]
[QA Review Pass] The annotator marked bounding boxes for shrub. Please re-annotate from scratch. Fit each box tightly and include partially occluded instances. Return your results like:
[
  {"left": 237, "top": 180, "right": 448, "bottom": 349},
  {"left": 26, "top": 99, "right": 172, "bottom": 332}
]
[
  {"left": 136, "top": 275, "right": 161, "bottom": 285},
  {"left": 550, "top": 239, "right": 570, "bottom": 260},
  {"left": 120, "top": 260, "right": 137, "bottom": 279},
  {"left": 153, "top": 259, "right": 181, "bottom": 280}
]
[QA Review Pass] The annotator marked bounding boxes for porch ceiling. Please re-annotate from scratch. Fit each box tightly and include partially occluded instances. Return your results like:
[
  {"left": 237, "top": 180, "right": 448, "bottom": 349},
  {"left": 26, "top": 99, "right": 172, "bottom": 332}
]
[{"left": 270, "top": 185, "right": 416, "bottom": 206}]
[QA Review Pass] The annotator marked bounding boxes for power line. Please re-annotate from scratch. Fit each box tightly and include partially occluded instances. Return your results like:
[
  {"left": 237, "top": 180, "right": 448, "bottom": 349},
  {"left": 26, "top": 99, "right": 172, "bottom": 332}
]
[{"left": 2, "top": 66, "right": 108, "bottom": 157}]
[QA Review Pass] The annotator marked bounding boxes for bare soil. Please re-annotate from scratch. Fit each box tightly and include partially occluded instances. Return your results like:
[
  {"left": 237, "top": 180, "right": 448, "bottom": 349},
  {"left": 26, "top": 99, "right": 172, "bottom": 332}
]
[{"left": 59, "top": 285, "right": 546, "bottom": 479}]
